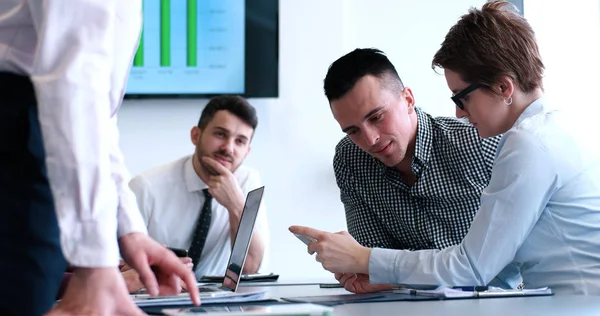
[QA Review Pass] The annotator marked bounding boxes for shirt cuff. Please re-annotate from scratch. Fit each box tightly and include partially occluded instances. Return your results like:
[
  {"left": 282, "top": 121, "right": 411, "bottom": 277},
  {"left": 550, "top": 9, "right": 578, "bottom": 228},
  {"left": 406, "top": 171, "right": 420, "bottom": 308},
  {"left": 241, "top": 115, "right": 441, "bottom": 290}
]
[
  {"left": 369, "top": 248, "right": 400, "bottom": 284},
  {"left": 61, "top": 216, "right": 120, "bottom": 267}
]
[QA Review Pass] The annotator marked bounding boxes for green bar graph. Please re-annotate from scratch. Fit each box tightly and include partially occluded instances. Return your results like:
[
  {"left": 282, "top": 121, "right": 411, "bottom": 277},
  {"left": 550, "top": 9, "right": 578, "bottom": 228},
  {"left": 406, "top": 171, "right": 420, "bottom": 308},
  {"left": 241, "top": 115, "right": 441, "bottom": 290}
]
[
  {"left": 133, "top": 28, "right": 144, "bottom": 65},
  {"left": 160, "top": 0, "right": 171, "bottom": 67},
  {"left": 187, "top": 0, "right": 197, "bottom": 67},
  {"left": 133, "top": 32, "right": 144, "bottom": 66}
]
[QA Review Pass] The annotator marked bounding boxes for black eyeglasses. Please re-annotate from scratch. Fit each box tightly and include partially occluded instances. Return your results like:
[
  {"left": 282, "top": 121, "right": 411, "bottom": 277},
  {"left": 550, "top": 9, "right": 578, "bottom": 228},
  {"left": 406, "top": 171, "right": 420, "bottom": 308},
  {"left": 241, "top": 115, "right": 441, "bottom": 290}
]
[{"left": 451, "top": 83, "right": 486, "bottom": 110}]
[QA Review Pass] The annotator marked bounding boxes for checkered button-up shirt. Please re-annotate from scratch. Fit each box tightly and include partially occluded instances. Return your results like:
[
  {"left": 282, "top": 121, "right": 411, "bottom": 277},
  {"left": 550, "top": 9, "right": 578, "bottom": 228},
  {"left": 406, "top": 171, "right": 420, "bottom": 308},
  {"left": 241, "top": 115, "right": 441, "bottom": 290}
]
[{"left": 334, "top": 108, "right": 500, "bottom": 251}]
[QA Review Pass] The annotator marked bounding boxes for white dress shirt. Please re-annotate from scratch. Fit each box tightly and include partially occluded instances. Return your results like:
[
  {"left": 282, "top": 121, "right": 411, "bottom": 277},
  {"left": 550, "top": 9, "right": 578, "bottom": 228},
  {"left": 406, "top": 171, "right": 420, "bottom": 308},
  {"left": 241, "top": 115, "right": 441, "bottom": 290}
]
[
  {"left": 0, "top": 1, "right": 148, "bottom": 267},
  {"left": 369, "top": 98, "right": 600, "bottom": 294},
  {"left": 129, "top": 155, "right": 270, "bottom": 278}
]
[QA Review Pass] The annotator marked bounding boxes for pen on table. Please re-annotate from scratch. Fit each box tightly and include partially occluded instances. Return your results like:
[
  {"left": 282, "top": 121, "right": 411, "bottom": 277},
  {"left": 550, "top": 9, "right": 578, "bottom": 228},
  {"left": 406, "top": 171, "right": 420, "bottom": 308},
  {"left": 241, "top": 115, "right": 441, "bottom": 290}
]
[
  {"left": 319, "top": 283, "right": 344, "bottom": 289},
  {"left": 452, "top": 286, "right": 489, "bottom": 292},
  {"left": 391, "top": 288, "right": 445, "bottom": 297}
]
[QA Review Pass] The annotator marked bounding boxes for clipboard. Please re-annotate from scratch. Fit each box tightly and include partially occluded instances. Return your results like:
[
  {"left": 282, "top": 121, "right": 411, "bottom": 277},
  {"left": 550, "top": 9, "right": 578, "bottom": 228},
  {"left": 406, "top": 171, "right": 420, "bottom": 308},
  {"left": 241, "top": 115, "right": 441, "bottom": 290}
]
[
  {"left": 392, "top": 286, "right": 554, "bottom": 299},
  {"left": 281, "top": 287, "right": 553, "bottom": 306}
]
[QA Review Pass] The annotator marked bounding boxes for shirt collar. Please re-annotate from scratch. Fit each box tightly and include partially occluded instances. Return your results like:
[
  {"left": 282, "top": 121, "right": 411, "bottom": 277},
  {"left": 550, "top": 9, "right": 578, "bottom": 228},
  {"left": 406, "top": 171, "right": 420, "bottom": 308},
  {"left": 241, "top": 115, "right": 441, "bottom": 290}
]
[
  {"left": 513, "top": 97, "right": 546, "bottom": 128},
  {"left": 184, "top": 156, "right": 209, "bottom": 193},
  {"left": 413, "top": 107, "right": 434, "bottom": 167},
  {"left": 383, "top": 107, "right": 432, "bottom": 184}
]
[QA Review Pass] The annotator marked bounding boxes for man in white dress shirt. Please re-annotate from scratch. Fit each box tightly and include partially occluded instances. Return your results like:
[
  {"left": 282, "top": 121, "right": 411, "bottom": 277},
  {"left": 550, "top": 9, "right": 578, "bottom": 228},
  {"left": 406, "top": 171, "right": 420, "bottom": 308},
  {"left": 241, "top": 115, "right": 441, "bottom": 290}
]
[
  {"left": 130, "top": 95, "right": 269, "bottom": 280},
  {"left": 0, "top": 1, "right": 199, "bottom": 315}
]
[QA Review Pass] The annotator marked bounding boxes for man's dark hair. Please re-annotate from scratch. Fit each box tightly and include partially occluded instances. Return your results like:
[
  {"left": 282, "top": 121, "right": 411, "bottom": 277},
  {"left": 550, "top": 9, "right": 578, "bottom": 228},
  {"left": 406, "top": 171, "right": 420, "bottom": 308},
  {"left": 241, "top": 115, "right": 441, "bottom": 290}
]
[
  {"left": 197, "top": 95, "right": 258, "bottom": 130},
  {"left": 323, "top": 48, "right": 405, "bottom": 102}
]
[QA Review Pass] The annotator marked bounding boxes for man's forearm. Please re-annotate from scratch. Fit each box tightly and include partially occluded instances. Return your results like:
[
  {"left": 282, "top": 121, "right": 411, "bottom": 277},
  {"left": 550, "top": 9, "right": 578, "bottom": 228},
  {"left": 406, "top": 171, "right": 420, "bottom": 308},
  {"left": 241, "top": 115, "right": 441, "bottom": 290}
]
[
  {"left": 227, "top": 209, "right": 265, "bottom": 273},
  {"left": 242, "top": 233, "right": 265, "bottom": 274},
  {"left": 32, "top": 0, "right": 121, "bottom": 268}
]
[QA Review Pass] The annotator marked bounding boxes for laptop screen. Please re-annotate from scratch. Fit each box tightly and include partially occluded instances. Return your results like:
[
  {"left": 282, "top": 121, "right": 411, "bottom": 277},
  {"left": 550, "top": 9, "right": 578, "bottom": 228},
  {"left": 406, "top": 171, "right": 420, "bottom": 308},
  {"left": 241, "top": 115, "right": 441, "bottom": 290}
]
[{"left": 221, "top": 186, "right": 265, "bottom": 291}]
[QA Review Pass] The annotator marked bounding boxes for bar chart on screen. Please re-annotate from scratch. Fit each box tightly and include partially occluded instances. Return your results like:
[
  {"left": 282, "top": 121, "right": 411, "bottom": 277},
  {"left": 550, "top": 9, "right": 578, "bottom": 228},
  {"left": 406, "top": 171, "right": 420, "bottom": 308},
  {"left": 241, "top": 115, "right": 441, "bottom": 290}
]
[{"left": 126, "top": 0, "right": 245, "bottom": 95}]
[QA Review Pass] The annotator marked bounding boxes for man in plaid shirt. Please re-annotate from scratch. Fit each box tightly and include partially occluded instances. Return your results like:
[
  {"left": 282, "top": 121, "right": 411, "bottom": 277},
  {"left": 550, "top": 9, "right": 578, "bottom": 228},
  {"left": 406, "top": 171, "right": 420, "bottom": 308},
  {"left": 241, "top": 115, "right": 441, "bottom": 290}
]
[{"left": 323, "top": 48, "right": 519, "bottom": 288}]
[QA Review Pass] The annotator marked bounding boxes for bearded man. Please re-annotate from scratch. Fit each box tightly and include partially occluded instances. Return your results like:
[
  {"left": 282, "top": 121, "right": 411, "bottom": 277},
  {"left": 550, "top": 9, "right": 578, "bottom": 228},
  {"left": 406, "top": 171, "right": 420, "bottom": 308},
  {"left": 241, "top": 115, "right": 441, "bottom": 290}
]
[{"left": 130, "top": 95, "right": 269, "bottom": 280}]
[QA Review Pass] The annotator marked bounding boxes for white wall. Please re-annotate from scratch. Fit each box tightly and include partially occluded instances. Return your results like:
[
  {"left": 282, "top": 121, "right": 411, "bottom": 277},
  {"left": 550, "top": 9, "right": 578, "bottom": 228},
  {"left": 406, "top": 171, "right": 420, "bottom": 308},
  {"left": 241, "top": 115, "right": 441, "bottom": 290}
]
[
  {"left": 341, "top": 0, "right": 488, "bottom": 117},
  {"left": 118, "top": 0, "right": 486, "bottom": 282},
  {"left": 525, "top": 0, "right": 600, "bottom": 118}
]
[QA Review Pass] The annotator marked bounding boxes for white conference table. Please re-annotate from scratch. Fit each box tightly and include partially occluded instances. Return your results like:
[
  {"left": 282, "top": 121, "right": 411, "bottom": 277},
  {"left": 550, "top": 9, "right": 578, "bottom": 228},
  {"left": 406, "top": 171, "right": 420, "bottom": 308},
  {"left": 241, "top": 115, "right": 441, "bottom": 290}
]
[{"left": 235, "top": 283, "right": 600, "bottom": 316}]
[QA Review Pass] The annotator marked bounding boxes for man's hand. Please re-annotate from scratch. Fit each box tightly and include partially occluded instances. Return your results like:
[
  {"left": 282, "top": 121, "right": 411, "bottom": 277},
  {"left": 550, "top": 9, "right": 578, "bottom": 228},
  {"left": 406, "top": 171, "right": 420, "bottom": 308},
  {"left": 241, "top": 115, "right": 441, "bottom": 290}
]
[
  {"left": 119, "top": 257, "right": 194, "bottom": 272},
  {"left": 335, "top": 273, "right": 395, "bottom": 294},
  {"left": 202, "top": 156, "right": 245, "bottom": 214},
  {"left": 178, "top": 257, "right": 195, "bottom": 292},
  {"left": 120, "top": 257, "right": 194, "bottom": 287},
  {"left": 121, "top": 257, "right": 193, "bottom": 294},
  {"left": 118, "top": 232, "right": 200, "bottom": 305},
  {"left": 46, "top": 267, "right": 146, "bottom": 316},
  {"left": 288, "top": 226, "right": 371, "bottom": 274}
]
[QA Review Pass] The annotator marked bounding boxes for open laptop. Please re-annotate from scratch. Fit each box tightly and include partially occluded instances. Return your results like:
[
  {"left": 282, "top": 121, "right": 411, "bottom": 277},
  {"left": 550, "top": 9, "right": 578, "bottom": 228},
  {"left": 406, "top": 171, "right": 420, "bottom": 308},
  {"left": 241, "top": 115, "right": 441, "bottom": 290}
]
[
  {"left": 132, "top": 186, "right": 266, "bottom": 304},
  {"left": 195, "top": 185, "right": 265, "bottom": 297}
]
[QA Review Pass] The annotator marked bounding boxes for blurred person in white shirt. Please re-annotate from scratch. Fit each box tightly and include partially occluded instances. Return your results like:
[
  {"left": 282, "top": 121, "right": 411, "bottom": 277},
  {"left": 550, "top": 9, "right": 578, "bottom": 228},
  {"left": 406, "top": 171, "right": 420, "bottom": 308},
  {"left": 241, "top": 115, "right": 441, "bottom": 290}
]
[{"left": 0, "top": 1, "right": 199, "bottom": 315}]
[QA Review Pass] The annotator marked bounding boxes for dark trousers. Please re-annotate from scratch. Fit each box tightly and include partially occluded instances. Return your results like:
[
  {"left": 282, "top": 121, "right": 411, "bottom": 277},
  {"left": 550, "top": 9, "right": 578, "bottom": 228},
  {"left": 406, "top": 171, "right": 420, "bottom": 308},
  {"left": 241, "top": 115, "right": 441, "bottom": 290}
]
[{"left": 0, "top": 72, "right": 67, "bottom": 315}]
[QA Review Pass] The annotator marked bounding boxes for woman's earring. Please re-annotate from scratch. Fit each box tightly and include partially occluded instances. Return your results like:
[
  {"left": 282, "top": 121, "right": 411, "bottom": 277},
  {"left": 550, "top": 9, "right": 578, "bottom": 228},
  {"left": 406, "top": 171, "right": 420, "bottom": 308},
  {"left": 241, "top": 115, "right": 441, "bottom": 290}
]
[{"left": 503, "top": 96, "right": 513, "bottom": 105}]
